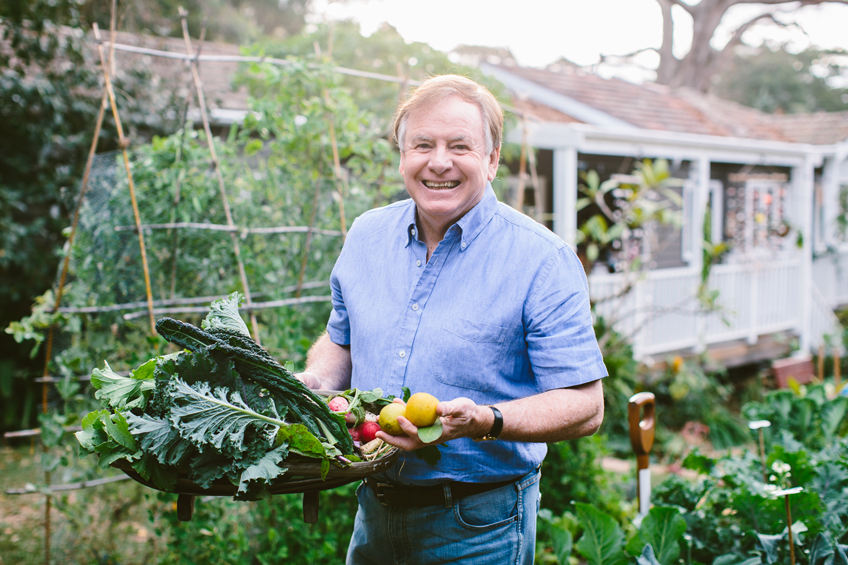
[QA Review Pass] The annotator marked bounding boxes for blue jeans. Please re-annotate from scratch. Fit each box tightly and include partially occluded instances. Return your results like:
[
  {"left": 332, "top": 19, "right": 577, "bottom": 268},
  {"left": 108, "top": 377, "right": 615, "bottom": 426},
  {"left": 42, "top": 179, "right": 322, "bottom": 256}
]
[{"left": 345, "top": 468, "right": 541, "bottom": 565}]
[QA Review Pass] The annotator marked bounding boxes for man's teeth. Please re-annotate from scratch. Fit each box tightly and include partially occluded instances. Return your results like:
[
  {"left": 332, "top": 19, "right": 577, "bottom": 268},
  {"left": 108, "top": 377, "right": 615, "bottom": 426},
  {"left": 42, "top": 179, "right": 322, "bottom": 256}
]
[{"left": 423, "top": 181, "right": 460, "bottom": 189}]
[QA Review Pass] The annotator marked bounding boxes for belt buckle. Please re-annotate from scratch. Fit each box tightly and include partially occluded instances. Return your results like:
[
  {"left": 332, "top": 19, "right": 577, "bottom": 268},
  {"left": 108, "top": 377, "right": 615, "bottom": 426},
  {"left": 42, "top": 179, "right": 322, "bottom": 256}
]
[{"left": 372, "top": 481, "right": 395, "bottom": 506}]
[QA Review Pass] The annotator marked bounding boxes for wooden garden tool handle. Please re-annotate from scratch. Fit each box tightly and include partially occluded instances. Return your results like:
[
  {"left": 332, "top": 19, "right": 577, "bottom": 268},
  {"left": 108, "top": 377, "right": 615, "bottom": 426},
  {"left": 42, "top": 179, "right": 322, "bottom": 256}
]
[
  {"left": 628, "top": 392, "right": 656, "bottom": 470},
  {"left": 629, "top": 392, "right": 656, "bottom": 516}
]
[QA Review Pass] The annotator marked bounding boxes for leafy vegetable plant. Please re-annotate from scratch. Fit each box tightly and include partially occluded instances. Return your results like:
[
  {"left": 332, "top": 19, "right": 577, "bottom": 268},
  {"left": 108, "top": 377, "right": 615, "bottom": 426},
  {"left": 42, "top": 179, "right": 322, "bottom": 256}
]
[{"left": 76, "top": 293, "right": 394, "bottom": 500}]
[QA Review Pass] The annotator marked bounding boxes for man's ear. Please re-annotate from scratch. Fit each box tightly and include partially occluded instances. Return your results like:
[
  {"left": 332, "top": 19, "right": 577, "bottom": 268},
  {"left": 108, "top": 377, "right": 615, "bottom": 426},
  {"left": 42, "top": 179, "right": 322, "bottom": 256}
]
[
  {"left": 486, "top": 146, "right": 501, "bottom": 181},
  {"left": 399, "top": 151, "right": 405, "bottom": 176}
]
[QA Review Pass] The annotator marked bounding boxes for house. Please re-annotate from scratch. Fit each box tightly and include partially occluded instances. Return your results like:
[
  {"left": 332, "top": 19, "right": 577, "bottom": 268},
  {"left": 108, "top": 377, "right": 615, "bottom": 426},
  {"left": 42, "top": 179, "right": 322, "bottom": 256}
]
[{"left": 482, "top": 62, "right": 847, "bottom": 364}]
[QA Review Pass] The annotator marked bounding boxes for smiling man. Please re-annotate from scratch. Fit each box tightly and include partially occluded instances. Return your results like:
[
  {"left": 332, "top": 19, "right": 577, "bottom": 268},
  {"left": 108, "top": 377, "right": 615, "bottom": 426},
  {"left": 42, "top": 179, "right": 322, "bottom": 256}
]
[{"left": 298, "top": 75, "right": 607, "bottom": 565}]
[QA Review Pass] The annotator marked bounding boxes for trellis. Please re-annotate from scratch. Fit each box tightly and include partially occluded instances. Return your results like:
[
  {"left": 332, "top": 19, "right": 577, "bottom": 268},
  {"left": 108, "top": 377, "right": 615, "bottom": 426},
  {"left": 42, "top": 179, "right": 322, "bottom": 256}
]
[{"left": 3, "top": 3, "right": 543, "bottom": 561}]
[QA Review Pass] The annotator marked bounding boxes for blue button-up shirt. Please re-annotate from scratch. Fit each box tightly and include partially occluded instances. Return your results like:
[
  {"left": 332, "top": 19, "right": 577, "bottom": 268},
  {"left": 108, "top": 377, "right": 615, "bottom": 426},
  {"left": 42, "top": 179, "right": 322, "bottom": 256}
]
[{"left": 327, "top": 185, "right": 607, "bottom": 484}]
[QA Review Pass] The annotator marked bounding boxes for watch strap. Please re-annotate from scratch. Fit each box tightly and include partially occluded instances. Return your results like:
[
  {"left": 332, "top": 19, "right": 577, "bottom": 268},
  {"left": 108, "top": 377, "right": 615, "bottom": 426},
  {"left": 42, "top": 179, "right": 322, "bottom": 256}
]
[{"left": 473, "top": 405, "right": 503, "bottom": 441}]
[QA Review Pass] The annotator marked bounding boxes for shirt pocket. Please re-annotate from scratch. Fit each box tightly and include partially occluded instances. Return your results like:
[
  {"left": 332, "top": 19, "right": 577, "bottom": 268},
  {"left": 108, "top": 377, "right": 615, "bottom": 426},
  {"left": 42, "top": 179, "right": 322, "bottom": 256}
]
[{"left": 435, "top": 318, "right": 507, "bottom": 392}]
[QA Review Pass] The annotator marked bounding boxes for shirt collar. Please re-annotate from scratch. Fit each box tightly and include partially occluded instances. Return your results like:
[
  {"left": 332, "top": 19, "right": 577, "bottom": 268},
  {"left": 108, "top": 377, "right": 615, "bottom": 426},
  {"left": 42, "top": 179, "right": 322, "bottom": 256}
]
[
  {"left": 403, "top": 182, "right": 499, "bottom": 250},
  {"left": 454, "top": 183, "right": 498, "bottom": 251}
]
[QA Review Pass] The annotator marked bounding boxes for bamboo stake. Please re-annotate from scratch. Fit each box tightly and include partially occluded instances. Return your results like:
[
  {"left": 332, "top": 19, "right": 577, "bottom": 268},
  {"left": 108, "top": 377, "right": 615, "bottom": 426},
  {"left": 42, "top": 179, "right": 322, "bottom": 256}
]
[
  {"left": 92, "top": 23, "right": 157, "bottom": 335},
  {"left": 835, "top": 347, "right": 842, "bottom": 391},
  {"left": 818, "top": 344, "right": 825, "bottom": 382},
  {"left": 785, "top": 494, "right": 796, "bottom": 565},
  {"left": 114, "top": 222, "right": 342, "bottom": 236},
  {"left": 177, "top": 8, "right": 261, "bottom": 344}
]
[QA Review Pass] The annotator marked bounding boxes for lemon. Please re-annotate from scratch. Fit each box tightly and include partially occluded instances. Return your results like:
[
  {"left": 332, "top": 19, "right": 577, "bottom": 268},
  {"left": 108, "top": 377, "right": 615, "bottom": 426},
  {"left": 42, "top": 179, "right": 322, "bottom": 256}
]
[
  {"left": 404, "top": 392, "right": 439, "bottom": 428},
  {"left": 378, "top": 403, "right": 407, "bottom": 436}
]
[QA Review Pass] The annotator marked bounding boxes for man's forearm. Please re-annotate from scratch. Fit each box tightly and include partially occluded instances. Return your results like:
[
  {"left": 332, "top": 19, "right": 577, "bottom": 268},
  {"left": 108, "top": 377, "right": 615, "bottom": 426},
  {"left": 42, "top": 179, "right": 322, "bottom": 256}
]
[
  {"left": 300, "top": 332, "right": 352, "bottom": 391},
  {"left": 381, "top": 379, "right": 605, "bottom": 452},
  {"left": 480, "top": 380, "right": 604, "bottom": 443}
]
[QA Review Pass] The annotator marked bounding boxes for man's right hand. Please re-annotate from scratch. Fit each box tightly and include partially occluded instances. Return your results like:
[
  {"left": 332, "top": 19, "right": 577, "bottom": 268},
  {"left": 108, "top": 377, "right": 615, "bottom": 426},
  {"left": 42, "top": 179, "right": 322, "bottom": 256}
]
[{"left": 295, "top": 371, "right": 324, "bottom": 390}]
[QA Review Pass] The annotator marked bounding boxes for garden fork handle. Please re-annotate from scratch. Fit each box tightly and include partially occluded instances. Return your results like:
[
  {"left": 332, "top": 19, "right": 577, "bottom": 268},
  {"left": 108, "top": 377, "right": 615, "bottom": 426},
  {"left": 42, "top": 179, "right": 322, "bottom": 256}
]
[{"left": 628, "top": 392, "right": 656, "bottom": 516}]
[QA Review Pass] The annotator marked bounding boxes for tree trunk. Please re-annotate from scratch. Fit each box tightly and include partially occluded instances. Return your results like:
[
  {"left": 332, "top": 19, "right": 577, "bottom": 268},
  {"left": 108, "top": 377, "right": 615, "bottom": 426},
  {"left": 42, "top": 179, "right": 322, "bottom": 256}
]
[{"left": 652, "top": 0, "right": 848, "bottom": 91}]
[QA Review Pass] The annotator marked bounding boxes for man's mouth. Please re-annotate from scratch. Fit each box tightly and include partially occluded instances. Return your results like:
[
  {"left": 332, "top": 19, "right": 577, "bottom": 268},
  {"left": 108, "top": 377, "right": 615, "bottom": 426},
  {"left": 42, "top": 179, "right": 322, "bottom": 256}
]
[{"left": 423, "top": 181, "right": 460, "bottom": 190}]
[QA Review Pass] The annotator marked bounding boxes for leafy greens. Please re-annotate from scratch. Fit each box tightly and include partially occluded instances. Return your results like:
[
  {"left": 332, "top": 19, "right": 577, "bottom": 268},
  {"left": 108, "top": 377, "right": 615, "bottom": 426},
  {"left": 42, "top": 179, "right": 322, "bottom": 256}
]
[{"left": 76, "top": 296, "right": 388, "bottom": 500}]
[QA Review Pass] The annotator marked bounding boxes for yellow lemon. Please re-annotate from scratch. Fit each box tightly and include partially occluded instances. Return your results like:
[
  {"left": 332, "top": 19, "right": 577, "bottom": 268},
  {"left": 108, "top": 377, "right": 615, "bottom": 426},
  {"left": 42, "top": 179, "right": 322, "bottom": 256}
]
[
  {"left": 378, "top": 403, "right": 407, "bottom": 436},
  {"left": 404, "top": 392, "right": 439, "bottom": 428}
]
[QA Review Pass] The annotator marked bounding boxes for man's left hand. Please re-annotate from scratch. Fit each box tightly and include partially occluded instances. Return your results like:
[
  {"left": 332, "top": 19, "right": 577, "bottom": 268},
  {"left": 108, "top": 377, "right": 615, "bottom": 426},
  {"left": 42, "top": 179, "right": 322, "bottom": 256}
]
[{"left": 375, "top": 397, "right": 492, "bottom": 451}]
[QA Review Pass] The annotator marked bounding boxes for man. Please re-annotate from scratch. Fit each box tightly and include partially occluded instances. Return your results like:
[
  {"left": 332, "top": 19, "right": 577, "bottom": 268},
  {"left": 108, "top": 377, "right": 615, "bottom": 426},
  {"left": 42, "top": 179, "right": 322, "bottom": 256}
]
[{"left": 298, "top": 75, "right": 607, "bottom": 565}]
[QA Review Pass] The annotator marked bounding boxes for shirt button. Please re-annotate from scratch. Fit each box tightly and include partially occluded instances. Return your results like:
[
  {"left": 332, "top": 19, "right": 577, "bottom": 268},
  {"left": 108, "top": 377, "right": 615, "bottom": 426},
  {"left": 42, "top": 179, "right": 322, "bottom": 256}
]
[
  {"left": 411, "top": 228, "right": 416, "bottom": 236},
  {"left": 416, "top": 260, "right": 422, "bottom": 267},
  {"left": 399, "top": 350, "right": 406, "bottom": 358},
  {"left": 461, "top": 242, "right": 467, "bottom": 249},
  {"left": 412, "top": 303, "right": 419, "bottom": 311}
]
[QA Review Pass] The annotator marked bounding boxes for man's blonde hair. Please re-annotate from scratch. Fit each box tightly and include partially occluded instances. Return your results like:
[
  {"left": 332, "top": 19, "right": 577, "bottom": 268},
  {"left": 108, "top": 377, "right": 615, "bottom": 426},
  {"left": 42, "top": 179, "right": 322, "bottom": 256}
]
[{"left": 393, "top": 75, "right": 503, "bottom": 156}]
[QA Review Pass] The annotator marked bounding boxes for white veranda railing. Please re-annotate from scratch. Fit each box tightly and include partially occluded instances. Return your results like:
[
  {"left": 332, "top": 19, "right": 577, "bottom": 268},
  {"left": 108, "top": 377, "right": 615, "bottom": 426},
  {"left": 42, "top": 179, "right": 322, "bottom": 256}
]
[
  {"left": 588, "top": 260, "right": 807, "bottom": 360},
  {"left": 812, "top": 247, "right": 848, "bottom": 309}
]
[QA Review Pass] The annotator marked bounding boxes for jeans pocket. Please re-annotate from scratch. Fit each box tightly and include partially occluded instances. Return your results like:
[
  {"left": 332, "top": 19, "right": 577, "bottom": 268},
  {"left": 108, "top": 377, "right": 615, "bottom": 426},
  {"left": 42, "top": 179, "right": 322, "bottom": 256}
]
[{"left": 454, "top": 484, "right": 519, "bottom": 531}]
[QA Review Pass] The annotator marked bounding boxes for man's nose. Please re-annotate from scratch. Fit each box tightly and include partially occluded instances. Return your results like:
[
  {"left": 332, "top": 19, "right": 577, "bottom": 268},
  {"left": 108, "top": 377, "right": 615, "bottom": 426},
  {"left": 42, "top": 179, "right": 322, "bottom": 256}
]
[{"left": 427, "top": 146, "right": 452, "bottom": 174}]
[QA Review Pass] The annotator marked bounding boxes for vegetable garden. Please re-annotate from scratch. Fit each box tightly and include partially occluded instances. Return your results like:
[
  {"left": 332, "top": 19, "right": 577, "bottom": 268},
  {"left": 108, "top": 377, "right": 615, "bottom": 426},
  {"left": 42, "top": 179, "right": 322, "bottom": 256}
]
[{"left": 3, "top": 5, "right": 848, "bottom": 565}]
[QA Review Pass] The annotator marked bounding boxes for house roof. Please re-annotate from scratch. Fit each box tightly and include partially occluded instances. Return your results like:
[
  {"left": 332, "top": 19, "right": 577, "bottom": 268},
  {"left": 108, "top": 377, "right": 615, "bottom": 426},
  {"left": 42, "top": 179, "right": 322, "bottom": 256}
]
[
  {"left": 768, "top": 111, "right": 848, "bottom": 145},
  {"left": 487, "top": 63, "right": 848, "bottom": 146}
]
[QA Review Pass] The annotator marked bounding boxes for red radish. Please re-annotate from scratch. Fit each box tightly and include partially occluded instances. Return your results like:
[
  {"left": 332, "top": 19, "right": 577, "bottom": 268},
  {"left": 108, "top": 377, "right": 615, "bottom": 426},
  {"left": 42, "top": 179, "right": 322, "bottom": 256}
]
[
  {"left": 348, "top": 426, "right": 362, "bottom": 442},
  {"left": 355, "top": 421, "right": 381, "bottom": 444},
  {"left": 328, "top": 396, "right": 350, "bottom": 413}
]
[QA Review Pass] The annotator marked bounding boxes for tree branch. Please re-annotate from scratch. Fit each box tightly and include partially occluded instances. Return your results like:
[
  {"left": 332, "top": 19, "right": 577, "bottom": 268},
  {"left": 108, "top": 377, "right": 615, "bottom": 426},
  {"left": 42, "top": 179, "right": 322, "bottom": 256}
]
[{"left": 664, "top": 0, "right": 696, "bottom": 15}]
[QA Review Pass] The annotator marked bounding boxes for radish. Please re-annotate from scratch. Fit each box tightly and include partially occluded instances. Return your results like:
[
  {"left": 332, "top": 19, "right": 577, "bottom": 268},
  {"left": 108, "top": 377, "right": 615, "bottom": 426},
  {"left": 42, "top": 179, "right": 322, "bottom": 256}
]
[
  {"left": 328, "top": 396, "right": 350, "bottom": 413},
  {"left": 329, "top": 396, "right": 358, "bottom": 425},
  {"left": 355, "top": 421, "right": 381, "bottom": 444}
]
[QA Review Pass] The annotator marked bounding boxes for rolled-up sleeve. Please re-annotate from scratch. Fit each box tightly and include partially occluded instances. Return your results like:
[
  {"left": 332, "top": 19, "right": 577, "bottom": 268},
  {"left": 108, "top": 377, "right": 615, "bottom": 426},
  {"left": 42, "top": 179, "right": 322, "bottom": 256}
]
[{"left": 525, "top": 245, "right": 607, "bottom": 391}]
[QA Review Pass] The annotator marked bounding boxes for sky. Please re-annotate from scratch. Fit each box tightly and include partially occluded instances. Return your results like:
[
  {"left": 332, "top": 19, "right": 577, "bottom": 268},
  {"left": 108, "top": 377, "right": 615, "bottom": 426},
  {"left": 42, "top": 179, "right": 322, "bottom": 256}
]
[{"left": 311, "top": 0, "right": 848, "bottom": 82}]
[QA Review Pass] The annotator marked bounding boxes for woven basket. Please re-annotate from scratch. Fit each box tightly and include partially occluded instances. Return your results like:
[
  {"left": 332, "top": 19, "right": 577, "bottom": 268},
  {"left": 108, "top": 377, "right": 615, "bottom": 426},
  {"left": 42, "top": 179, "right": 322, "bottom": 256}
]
[{"left": 110, "top": 448, "right": 400, "bottom": 497}]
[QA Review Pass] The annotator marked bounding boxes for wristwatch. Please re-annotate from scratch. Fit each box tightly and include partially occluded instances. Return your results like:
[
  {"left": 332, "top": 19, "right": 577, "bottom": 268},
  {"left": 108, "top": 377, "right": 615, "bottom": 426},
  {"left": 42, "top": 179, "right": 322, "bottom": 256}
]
[{"left": 473, "top": 405, "right": 503, "bottom": 441}]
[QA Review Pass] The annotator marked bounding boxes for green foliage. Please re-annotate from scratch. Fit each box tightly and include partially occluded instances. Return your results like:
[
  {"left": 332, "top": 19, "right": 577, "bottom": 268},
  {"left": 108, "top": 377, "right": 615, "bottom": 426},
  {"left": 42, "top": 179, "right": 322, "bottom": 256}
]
[
  {"left": 625, "top": 507, "right": 687, "bottom": 565},
  {"left": 539, "top": 504, "right": 688, "bottom": 565},
  {"left": 652, "top": 428, "right": 848, "bottom": 565},
  {"left": 574, "top": 503, "right": 629, "bottom": 565},
  {"left": 594, "top": 315, "right": 639, "bottom": 452},
  {"left": 245, "top": 21, "right": 509, "bottom": 131},
  {"left": 743, "top": 383, "right": 848, "bottom": 451},
  {"left": 0, "top": 0, "right": 183, "bottom": 432},
  {"left": 712, "top": 44, "right": 848, "bottom": 114},
  {"left": 540, "top": 434, "right": 626, "bottom": 520},
  {"left": 201, "top": 291, "right": 251, "bottom": 336},
  {"left": 651, "top": 356, "right": 748, "bottom": 451}
]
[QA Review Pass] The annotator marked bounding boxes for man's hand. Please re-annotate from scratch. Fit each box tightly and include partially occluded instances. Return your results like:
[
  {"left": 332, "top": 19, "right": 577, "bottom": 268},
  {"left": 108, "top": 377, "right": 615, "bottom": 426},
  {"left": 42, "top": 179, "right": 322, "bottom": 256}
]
[
  {"left": 295, "top": 371, "right": 324, "bottom": 390},
  {"left": 375, "top": 397, "right": 492, "bottom": 452}
]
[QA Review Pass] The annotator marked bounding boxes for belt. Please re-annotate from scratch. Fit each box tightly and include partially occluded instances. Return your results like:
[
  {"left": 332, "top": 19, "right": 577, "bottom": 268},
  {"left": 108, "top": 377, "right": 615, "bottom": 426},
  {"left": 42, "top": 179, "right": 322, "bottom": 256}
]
[{"left": 363, "top": 476, "right": 519, "bottom": 508}]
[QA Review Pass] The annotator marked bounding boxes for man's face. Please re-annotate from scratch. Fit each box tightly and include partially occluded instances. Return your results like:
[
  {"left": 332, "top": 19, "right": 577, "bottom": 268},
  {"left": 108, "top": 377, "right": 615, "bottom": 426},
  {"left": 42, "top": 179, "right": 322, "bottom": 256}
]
[{"left": 399, "top": 95, "right": 500, "bottom": 236}]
